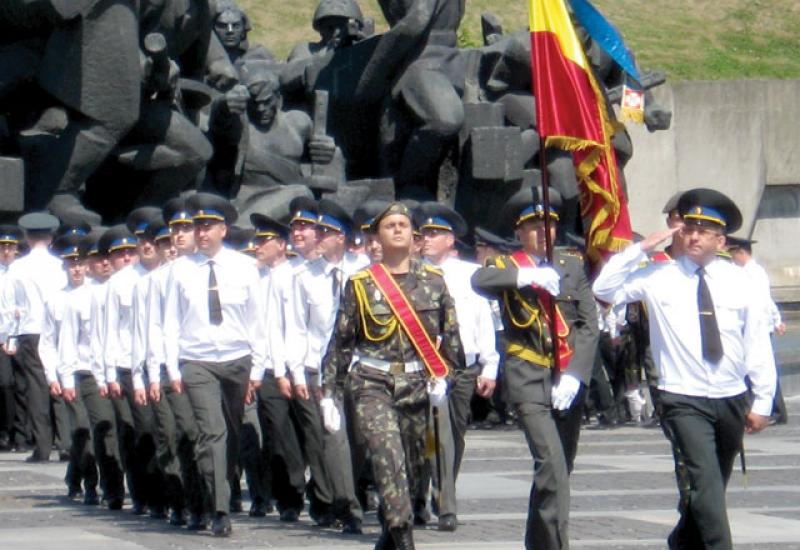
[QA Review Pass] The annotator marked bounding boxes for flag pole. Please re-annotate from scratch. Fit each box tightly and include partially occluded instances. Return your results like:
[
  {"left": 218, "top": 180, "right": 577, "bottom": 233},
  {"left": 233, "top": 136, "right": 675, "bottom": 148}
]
[{"left": 537, "top": 136, "right": 561, "bottom": 376}]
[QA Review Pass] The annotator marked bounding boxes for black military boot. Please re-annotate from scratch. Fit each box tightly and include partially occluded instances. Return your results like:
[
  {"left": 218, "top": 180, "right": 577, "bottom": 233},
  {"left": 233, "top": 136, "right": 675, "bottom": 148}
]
[
  {"left": 389, "top": 525, "right": 415, "bottom": 550},
  {"left": 373, "top": 526, "right": 396, "bottom": 550}
]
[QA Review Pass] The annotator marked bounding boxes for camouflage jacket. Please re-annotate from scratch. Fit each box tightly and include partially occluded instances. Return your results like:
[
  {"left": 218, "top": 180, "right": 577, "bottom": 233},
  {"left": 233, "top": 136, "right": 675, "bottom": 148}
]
[{"left": 321, "top": 259, "right": 463, "bottom": 396}]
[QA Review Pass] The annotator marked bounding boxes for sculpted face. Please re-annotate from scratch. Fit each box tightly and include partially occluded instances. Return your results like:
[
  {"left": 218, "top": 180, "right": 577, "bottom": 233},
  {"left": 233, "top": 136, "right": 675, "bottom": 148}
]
[
  {"left": 248, "top": 84, "right": 281, "bottom": 129},
  {"left": 215, "top": 9, "right": 246, "bottom": 49}
]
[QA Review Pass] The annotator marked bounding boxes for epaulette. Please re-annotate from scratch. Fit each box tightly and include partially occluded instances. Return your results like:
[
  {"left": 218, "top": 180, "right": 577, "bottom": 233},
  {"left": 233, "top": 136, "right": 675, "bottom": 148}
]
[
  {"left": 422, "top": 264, "right": 444, "bottom": 277},
  {"left": 556, "top": 247, "right": 585, "bottom": 263},
  {"left": 350, "top": 269, "right": 370, "bottom": 281}
]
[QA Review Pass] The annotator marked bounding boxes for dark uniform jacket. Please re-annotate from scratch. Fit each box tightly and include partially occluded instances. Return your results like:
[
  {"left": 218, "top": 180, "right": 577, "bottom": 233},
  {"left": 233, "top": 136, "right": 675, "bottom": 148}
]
[
  {"left": 471, "top": 248, "right": 598, "bottom": 405},
  {"left": 322, "top": 259, "right": 463, "bottom": 396}
]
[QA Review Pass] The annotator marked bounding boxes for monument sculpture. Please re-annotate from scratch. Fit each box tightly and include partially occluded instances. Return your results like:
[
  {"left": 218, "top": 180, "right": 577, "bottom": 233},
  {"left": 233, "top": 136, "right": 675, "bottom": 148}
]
[{"left": 0, "top": 0, "right": 669, "bottom": 242}]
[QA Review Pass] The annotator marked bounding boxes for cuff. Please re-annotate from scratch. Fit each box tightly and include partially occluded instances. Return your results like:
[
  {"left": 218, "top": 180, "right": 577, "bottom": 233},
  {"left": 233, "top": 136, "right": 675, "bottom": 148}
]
[
  {"left": 62, "top": 374, "right": 75, "bottom": 390},
  {"left": 132, "top": 373, "right": 145, "bottom": 391},
  {"left": 291, "top": 366, "right": 307, "bottom": 386},
  {"left": 105, "top": 367, "right": 117, "bottom": 385},
  {"left": 480, "top": 362, "right": 498, "bottom": 381},
  {"left": 166, "top": 363, "right": 182, "bottom": 383},
  {"left": 750, "top": 396, "right": 773, "bottom": 417},
  {"left": 250, "top": 365, "right": 265, "bottom": 382}
]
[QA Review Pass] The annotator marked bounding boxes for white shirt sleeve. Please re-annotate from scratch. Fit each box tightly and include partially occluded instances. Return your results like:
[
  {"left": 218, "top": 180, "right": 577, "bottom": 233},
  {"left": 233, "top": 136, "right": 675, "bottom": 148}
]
[
  {"left": 592, "top": 243, "right": 650, "bottom": 305},
  {"left": 476, "top": 295, "right": 499, "bottom": 380},
  {"left": 245, "top": 265, "right": 267, "bottom": 382},
  {"left": 131, "top": 280, "right": 147, "bottom": 391},
  {"left": 286, "top": 273, "right": 309, "bottom": 386},
  {"left": 743, "top": 295, "right": 778, "bottom": 416},
  {"left": 38, "top": 299, "right": 59, "bottom": 385},
  {"left": 162, "top": 265, "right": 182, "bottom": 383},
  {"left": 58, "top": 300, "right": 79, "bottom": 390},
  {"left": 103, "top": 280, "right": 120, "bottom": 384},
  {"left": 266, "top": 278, "right": 288, "bottom": 377}
]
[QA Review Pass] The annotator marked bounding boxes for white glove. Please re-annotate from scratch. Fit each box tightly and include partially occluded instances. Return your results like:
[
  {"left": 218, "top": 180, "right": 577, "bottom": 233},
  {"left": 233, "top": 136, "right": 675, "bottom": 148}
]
[
  {"left": 320, "top": 397, "right": 341, "bottom": 433},
  {"left": 427, "top": 377, "right": 448, "bottom": 408},
  {"left": 517, "top": 266, "right": 560, "bottom": 296},
  {"left": 551, "top": 373, "right": 580, "bottom": 411}
]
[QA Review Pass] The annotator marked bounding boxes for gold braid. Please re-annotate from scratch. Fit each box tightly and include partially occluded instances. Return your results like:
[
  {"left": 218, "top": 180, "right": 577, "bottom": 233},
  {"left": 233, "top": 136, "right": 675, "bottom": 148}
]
[{"left": 353, "top": 278, "right": 398, "bottom": 342}]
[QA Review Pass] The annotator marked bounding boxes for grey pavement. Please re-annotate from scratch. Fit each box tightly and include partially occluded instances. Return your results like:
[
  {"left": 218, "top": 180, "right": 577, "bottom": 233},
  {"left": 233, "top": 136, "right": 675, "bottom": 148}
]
[{"left": 1, "top": 398, "right": 799, "bottom": 549}]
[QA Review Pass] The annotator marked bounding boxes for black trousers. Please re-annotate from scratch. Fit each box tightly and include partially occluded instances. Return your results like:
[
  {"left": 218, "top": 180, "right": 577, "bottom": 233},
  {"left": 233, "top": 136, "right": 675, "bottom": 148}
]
[
  {"left": 0, "top": 351, "right": 15, "bottom": 439},
  {"left": 657, "top": 391, "right": 748, "bottom": 550},
  {"left": 257, "top": 372, "right": 305, "bottom": 513},
  {"left": 17, "top": 335, "right": 51, "bottom": 459}
]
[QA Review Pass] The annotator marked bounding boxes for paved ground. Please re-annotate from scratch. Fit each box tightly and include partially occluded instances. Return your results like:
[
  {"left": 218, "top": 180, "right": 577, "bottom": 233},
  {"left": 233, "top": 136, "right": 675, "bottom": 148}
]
[{"left": 1, "top": 398, "right": 799, "bottom": 550}]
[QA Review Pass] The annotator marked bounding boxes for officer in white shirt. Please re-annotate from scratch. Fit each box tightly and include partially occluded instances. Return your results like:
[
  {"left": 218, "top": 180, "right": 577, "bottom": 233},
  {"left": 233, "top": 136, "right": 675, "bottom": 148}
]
[
  {"left": 283, "top": 196, "right": 337, "bottom": 525},
  {"left": 60, "top": 232, "right": 126, "bottom": 510},
  {"left": 163, "top": 192, "right": 267, "bottom": 537},
  {"left": 146, "top": 200, "right": 207, "bottom": 529},
  {"left": 0, "top": 225, "right": 22, "bottom": 451},
  {"left": 593, "top": 188, "right": 776, "bottom": 550},
  {"left": 99, "top": 223, "right": 163, "bottom": 516},
  {"left": 251, "top": 213, "right": 307, "bottom": 522},
  {"left": 419, "top": 202, "right": 499, "bottom": 531},
  {"left": 727, "top": 236, "right": 787, "bottom": 424},
  {"left": 4, "top": 212, "right": 67, "bottom": 462},
  {"left": 291, "top": 199, "right": 368, "bottom": 533}
]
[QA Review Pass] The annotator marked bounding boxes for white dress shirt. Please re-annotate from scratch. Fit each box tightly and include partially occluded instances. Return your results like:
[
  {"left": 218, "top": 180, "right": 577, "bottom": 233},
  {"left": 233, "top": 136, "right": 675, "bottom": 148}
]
[
  {"left": 104, "top": 263, "right": 148, "bottom": 383},
  {"left": 264, "top": 260, "right": 296, "bottom": 379},
  {"left": 39, "top": 288, "right": 67, "bottom": 385},
  {"left": 741, "top": 258, "right": 782, "bottom": 333},
  {"left": 163, "top": 248, "right": 266, "bottom": 382},
  {"left": 145, "top": 263, "right": 172, "bottom": 384},
  {"left": 287, "top": 252, "right": 368, "bottom": 385},
  {"left": 57, "top": 283, "right": 95, "bottom": 389},
  {"left": 593, "top": 243, "right": 777, "bottom": 416},
  {"left": 89, "top": 280, "right": 109, "bottom": 386},
  {"left": 131, "top": 265, "right": 161, "bottom": 390},
  {"left": 3, "top": 247, "right": 66, "bottom": 335},
  {"left": 439, "top": 257, "right": 499, "bottom": 380}
]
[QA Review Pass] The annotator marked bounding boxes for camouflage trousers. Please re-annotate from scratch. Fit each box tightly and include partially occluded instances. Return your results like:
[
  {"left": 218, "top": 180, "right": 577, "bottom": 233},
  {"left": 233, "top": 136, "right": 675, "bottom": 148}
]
[{"left": 347, "top": 365, "right": 428, "bottom": 529}]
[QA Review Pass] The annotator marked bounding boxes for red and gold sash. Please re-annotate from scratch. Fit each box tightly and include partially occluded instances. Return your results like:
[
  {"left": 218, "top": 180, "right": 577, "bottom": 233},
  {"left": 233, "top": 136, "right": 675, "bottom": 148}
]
[
  {"left": 509, "top": 251, "right": 573, "bottom": 371},
  {"left": 366, "top": 263, "right": 449, "bottom": 378}
]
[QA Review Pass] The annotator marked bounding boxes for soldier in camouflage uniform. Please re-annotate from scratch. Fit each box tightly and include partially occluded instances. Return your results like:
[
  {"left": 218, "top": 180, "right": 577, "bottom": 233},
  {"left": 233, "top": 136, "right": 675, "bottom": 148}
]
[{"left": 321, "top": 202, "right": 463, "bottom": 550}]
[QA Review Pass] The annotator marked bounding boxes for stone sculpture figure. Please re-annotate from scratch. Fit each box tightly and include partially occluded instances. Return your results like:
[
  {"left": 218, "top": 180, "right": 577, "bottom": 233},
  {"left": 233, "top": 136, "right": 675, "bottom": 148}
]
[
  {"left": 206, "top": 64, "right": 340, "bottom": 221},
  {"left": 212, "top": 1, "right": 276, "bottom": 69}
]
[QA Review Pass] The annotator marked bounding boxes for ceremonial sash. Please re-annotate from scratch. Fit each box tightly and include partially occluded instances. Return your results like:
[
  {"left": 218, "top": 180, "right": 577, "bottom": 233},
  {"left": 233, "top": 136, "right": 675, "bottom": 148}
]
[
  {"left": 366, "top": 263, "right": 449, "bottom": 378},
  {"left": 509, "top": 251, "right": 573, "bottom": 370}
]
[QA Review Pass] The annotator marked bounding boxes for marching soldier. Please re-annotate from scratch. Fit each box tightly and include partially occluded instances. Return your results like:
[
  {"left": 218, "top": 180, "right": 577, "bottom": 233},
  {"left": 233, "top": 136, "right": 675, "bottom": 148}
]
[
  {"left": 321, "top": 202, "right": 463, "bottom": 549},
  {"left": 3, "top": 212, "right": 67, "bottom": 462},
  {"left": 288, "top": 199, "right": 368, "bottom": 533},
  {"left": 59, "top": 232, "right": 126, "bottom": 509},
  {"left": 0, "top": 225, "right": 23, "bottom": 451},
  {"left": 251, "top": 213, "right": 307, "bottom": 522},
  {"left": 145, "top": 199, "right": 208, "bottom": 529},
  {"left": 163, "top": 193, "right": 267, "bottom": 536},
  {"left": 471, "top": 187, "right": 598, "bottom": 550},
  {"left": 418, "top": 202, "right": 499, "bottom": 531}
]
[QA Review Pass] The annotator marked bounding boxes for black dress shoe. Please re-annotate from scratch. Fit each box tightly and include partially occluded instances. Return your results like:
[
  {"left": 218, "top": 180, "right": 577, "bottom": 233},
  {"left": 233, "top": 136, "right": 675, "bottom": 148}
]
[
  {"left": 169, "top": 509, "right": 187, "bottom": 526},
  {"left": 131, "top": 502, "right": 147, "bottom": 515},
  {"left": 0, "top": 434, "right": 11, "bottom": 452},
  {"left": 437, "top": 513, "right": 457, "bottom": 532},
  {"left": 249, "top": 499, "right": 267, "bottom": 517},
  {"left": 279, "top": 508, "right": 299, "bottom": 522},
  {"left": 149, "top": 505, "right": 167, "bottom": 520},
  {"left": 25, "top": 453, "right": 49, "bottom": 463},
  {"left": 58, "top": 451, "right": 70, "bottom": 462},
  {"left": 187, "top": 513, "right": 208, "bottom": 531},
  {"left": 374, "top": 528, "right": 396, "bottom": 550},
  {"left": 67, "top": 487, "right": 83, "bottom": 501},
  {"left": 413, "top": 506, "right": 430, "bottom": 526},
  {"left": 342, "top": 517, "right": 363, "bottom": 535},
  {"left": 107, "top": 497, "right": 124, "bottom": 511},
  {"left": 83, "top": 488, "right": 100, "bottom": 506},
  {"left": 229, "top": 498, "right": 243, "bottom": 513},
  {"left": 212, "top": 512, "right": 232, "bottom": 537}
]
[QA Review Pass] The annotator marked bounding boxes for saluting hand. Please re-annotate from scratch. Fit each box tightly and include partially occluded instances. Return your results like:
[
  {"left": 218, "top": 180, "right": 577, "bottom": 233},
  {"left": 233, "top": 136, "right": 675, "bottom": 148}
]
[{"left": 639, "top": 226, "right": 682, "bottom": 253}]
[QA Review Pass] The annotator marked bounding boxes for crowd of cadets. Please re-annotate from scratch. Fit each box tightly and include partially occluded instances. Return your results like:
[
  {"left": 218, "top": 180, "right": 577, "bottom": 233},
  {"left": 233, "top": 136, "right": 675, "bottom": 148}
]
[{"left": 0, "top": 188, "right": 785, "bottom": 549}]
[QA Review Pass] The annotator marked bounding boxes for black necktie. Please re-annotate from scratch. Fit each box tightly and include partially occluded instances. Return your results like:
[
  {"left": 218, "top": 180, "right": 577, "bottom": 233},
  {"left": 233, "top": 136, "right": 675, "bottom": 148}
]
[
  {"left": 697, "top": 267, "right": 723, "bottom": 363},
  {"left": 208, "top": 260, "right": 223, "bottom": 326},
  {"left": 332, "top": 266, "right": 342, "bottom": 299}
]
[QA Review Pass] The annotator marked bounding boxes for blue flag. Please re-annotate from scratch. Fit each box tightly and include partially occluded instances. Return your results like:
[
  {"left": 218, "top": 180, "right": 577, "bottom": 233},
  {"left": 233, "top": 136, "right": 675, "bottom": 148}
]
[{"left": 568, "top": 0, "right": 641, "bottom": 84}]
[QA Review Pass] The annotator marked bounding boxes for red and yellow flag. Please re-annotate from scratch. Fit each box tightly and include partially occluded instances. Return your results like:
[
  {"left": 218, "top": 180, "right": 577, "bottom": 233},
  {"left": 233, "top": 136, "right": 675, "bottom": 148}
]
[{"left": 529, "top": 0, "right": 632, "bottom": 261}]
